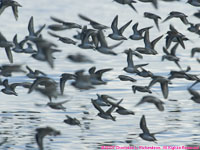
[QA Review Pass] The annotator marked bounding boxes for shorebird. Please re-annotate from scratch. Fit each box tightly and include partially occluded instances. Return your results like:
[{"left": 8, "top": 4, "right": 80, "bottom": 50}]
[
  {"left": 139, "top": 115, "right": 157, "bottom": 142},
  {"left": 91, "top": 94, "right": 110, "bottom": 107},
  {"left": 50, "top": 16, "right": 82, "bottom": 29},
  {"left": 144, "top": 12, "right": 161, "bottom": 31},
  {"left": 64, "top": 115, "right": 81, "bottom": 126},
  {"left": 31, "top": 37, "right": 61, "bottom": 68},
  {"left": 136, "top": 95, "right": 165, "bottom": 111},
  {"left": 88, "top": 66, "right": 112, "bottom": 85},
  {"left": 148, "top": 75, "right": 171, "bottom": 99},
  {"left": 73, "top": 25, "right": 88, "bottom": 40},
  {"left": 12, "top": 34, "right": 26, "bottom": 53},
  {"left": 162, "top": 43, "right": 181, "bottom": 69},
  {"left": 103, "top": 98, "right": 135, "bottom": 115},
  {"left": 28, "top": 77, "right": 59, "bottom": 101},
  {"left": 163, "top": 11, "right": 189, "bottom": 25},
  {"left": 25, "top": 16, "right": 46, "bottom": 41},
  {"left": 0, "top": 32, "right": 14, "bottom": 63},
  {"left": 46, "top": 100, "right": 69, "bottom": 111},
  {"left": 96, "top": 30, "right": 123, "bottom": 55},
  {"left": 118, "top": 75, "right": 137, "bottom": 82},
  {"left": 78, "top": 29, "right": 96, "bottom": 49},
  {"left": 0, "top": 0, "right": 22, "bottom": 20},
  {"left": 59, "top": 73, "right": 76, "bottom": 95},
  {"left": 78, "top": 14, "right": 109, "bottom": 30},
  {"left": 135, "top": 30, "right": 163, "bottom": 55},
  {"left": 48, "top": 24, "right": 70, "bottom": 31},
  {"left": 71, "top": 70, "right": 94, "bottom": 90},
  {"left": 187, "top": 23, "right": 200, "bottom": 35},
  {"left": 108, "top": 15, "right": 132, "bottom": 40},
  {"left": 129, "top": 22, "right": 152, "bottom": 40},
  {"left": 1, "top": 79, "right": 24, "bottom": 96},
  {"left": 165, "top": 25, "right": 188, "bottom": 49},
  {"left": 35, "top": 126, "right": 60, "bottom": 150},
  {"left": 23, "top": 42, "right": 36, "bottom": 53},
  {"left": 91, "top": 99, "right": 122, "bottom": 121},
  {"left": 168, "top": 67, "right": 200, "bottom": 81},
  {"left": 26, "top": 65, "right": 46, "bottom": 79},
  {"left": 123, "top": 48, "right": 143, "bottom": 59},
  {"left": 91, "top": 94, "right": 118, "bottom": 107},
  {"left": 67, "top": 53, "right": 93, "bottom": 63},
  {"left": 48, "top": 31, "right": 77, "bottom": 45},
  {"left": 123, "top": 49, "right": 148, "bottom": 73},
  {"left": 137, "top": 67, "right": 154, "bottom": 78},
  {"left": 132, "top": 85, "right": 152, "bottom": 94},
  {"left": 0, "top": 64, "right": 26, "bottom": 77}
]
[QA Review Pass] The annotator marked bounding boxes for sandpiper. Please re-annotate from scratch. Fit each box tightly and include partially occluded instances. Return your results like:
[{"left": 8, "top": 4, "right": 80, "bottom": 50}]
[
  {"left": 0, "top": 0, "right": 22, "bottom": 20},
  {"left": 108, "top": 15, "right": 132, "bottom": 40},
  {"left": 136, "top": 95, "right": 165, "bottom": 111},
  {"left": 139, "top": 115, "right": 157, "bottom": 142}
]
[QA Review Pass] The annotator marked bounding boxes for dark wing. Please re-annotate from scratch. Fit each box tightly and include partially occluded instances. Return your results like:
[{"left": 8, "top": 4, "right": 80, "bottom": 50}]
[
  {"left": 170, "top": 43, "right": 179, "bottom": 56},
  {"left": 48, "top": 31, "right": 61, "bottom": 38},
  {"left": 151, "top": 34, "right": 163, "bottom": 49},
  {"left": 5, "top": 47, "right": 13, "bottom": 63},
  {"left": 26, "top": 65, "right": 34, "bottom": 73},
  {"left": 97, "top": 30, "right": 108, "bottom": 47},
  {"left": 35, "top": 24, "right": 46, "bottom": 36},
  {"left": 50, "top": 16, "right": 65, "bottom": 24},
  {"left": 111, "top": 15, "right": 119, "bottom": 34},
  {"left": 162, "top": 47, "right": 170, "bottom": 55},
  {"left": 12, "top": 5, "right": 19, "bottom": 21},
  {"left": 160, "top": 82, "right": 168, "bottom": 99},
  {"left": 0, "top": 32, "right": 7, "bottom": 41},
  {"left": 140, "top": 115, "right": 150, "bottom": 134},
  {"left": 119, "top": 20, "right": 132, "bottom": 35},
  {"left": 188, "top": 88, "right": 200, "bottom": 97},
  {"left": 91, "top": 99, "right": 105, "bottom": 114},
  {"left": 28, "top": 16, "right": 35, "bottom": 35},
  {"left": 128, "top": 3, "right": 137, "bottom": 12}
]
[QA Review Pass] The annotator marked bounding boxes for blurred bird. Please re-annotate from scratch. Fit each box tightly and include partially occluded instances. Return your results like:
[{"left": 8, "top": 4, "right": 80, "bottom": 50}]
[
  {"left": 88, "top": 66, "right": 112, "bottom": 85},
  {"left": 78, "top": 14, "right": 109, "bottom": 30},
  {"left": 48, "top": 31, "right": 77, "bottom": 45},
  {"left": 0, "top": 32, "right": 14, "bottom": 63},
  {"left": 0, "top": 0, "right": 22, "bottom": 20},
  {"left": 0, "top": 64, "right": 26, "bottom": 77},
  {"left": 26, "top": 65, "right": 46, "bottom": 79},
  {"left": 35, "top": 126, "right": 60, "bottom": 150},
  {"left": 50, "top": 16, "right": 82, "bottom": 29},
  {"left": 96, "top": 30, "right": 123, "bottom": 55},
  {"left": 136, "top": 95, "right": 165, "bottom": 111},
  {"left": 118, "top": 75, "right": 137, "bottom": 82},
  {"left": 113, "top": 0, "right": 137, "bottom": 12},
  {"left": 148, "top": 75, "right": 171, "bottom": 99},
  {"left": 64, "top": 115, "right": 81, "bottom": 126}
]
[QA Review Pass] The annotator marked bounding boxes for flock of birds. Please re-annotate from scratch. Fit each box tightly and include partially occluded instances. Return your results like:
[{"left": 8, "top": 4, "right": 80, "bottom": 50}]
[{"left": 1, "top": 0, "right": 200, "bottom": 149}]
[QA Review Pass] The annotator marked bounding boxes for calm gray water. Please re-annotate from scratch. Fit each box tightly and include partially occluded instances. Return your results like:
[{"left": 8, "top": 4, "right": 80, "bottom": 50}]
[{"left": 0, "top": 0, "right": 200, "bottom": 149}]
